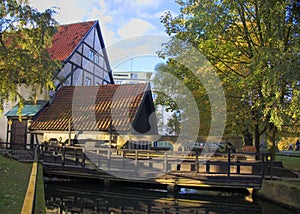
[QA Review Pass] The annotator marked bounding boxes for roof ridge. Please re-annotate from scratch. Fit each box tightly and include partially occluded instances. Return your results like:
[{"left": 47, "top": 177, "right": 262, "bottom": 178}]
[
  {"left": 59, "top": 83, "right": 147, "bottom": 89},
  {"left": 57, "top": 20, "right": 97, "bottom": 27}
]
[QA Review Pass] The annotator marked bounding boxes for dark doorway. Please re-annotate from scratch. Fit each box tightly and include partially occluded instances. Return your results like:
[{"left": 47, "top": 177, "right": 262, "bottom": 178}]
[{"left": 10, "top": 119, "right": 28, "bottom": 149}]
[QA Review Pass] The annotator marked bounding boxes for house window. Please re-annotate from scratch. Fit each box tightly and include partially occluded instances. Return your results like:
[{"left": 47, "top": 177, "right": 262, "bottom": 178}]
[
  {"left": 89, "top": 50, "right": 94, "bottom": 60},
  {"left": 131, "top": 73, "right": 138, "bottom": 79},
  {"left": 94, "top": 54, "right": 99, "bottom": 64},
  {"left": 89, "top": 49, "right": 99, "bottom": 64},
  {"left": 85, "top": 77, "right": 91, "bottom": 86}
]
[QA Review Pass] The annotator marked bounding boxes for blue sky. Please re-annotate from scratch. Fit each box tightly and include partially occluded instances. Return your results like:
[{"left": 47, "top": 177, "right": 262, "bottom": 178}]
[{"left": 29, "top": 0, "right": 180, "bottom": 71}]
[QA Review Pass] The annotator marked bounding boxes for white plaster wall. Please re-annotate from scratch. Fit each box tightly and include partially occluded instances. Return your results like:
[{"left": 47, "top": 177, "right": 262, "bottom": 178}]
[
  {"left": 43, "top": 131, "right": 111, "bottom": 144},
  {"left": 0, "top": 85, "right": 49, "bottom": 145}
]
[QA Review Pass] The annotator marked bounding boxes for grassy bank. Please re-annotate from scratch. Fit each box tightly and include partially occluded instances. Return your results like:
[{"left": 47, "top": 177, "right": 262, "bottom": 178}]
[
  {"left": 0, "top": 154, "right": 45, "bottom": 214},
  {"left": 275, "top": 152, "right": 300, "bottom": 171},
  {"left": 0, "top": 154, "right": 31, "bottom": 213}
]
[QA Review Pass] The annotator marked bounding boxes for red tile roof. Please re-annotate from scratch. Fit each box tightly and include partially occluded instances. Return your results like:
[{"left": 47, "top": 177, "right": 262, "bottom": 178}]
[
  {"left": 48, "top": 21, "right": 96, "bottom": 61},
  {"left": 29, "top": 84, "right": 148, "bottom": 132}
]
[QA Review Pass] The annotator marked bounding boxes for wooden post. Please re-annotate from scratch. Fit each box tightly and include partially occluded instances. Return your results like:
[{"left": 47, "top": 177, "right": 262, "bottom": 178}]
[
  {"left": 81, "top": 148, "right": 85, "bottom": 167},
  {"left": 164, "top": 152, "right": 168, "bottom": 172},
  {"left": 206, "top": 160, "right": 210, "bottom": 173},
  {"left": 176, "top": 153, "right": 179, "bottom": 171},
  {"left": 236, "top": 160, "right": 240, "bottom": 174},
  {"left": 103, "top": 179, "right": 110, "bottom": 191},
  {"left": 167, "top": 184, "right": 179, "bottom": 197},
  {"left": 147, "top": 151, "right": 150, "bottom": 168},
  {"left": 135, "top": 150, "right": 138, "bottom": 173},
  {"left": 107, "top": 149, "right": 111, "bottom": 170},
  {"left": 227, "top": 151, "right": 231, "bottom": 177},
  {"left": 269, "top": 153, "right": 273, "bottom": 180},
  {"left": 97, "top": 149, "right": 100, "bottom": 167},
  {"left": 68, "top": 118, "right": 71, "bottom": 145},
  {"left": 53, "top": 146, "right": 58, "bottom": 163},
  {"left": 62, "top": 147, "right": 65, "bottom": 166},
  {"left": 261, "top": 152, "right": 265, "bottom": 179},
  {"left": 135, "top": 150, "right": 138, "bottom": 162},
  {"left": 75, "top": 149, "right": 78, "bottom": 165},
  {"left": 6, "top": 122, "right": 10, "bottom": 149},
  {"left": 195, "top": 150, "right": 199, "bottom": 173}
]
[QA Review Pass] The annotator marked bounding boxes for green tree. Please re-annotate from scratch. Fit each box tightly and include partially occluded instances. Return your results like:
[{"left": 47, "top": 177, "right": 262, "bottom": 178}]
[
  {"left": 167, "top": 111, "right": 181, "bottom": 135},
  {"left": 153, "top": 62, "right": 212, "bottom": 136},
  {"left": 0, "top": 0, "right": 60, "bottom": 114},
  {"left": 160, "top": 0, "right": 300, "bottom": 153}
]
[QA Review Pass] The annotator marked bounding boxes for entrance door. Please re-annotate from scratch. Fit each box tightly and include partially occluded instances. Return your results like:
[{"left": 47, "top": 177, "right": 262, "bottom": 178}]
[{"left": 10, "top": 119, "right": 27, "bottom": 149}]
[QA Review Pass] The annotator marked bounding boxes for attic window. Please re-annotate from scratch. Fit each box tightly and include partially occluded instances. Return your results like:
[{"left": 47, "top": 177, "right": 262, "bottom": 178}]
[
  {"left": 89, "top": 49, "right": 99, "bottom": 64},
  {"left": 85, "top": 77, "right": 91, "bottom": 86},
  {"left": 94, "top": 54, "right": 99, "bottom": 64},
  {"left": 89, "top": 49, "right": 94, "bottom": 59}
]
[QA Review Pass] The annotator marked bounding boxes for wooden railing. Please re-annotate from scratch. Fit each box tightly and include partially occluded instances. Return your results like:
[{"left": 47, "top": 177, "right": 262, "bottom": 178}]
[{"left": 37, "top": 145, "right": 271, "bottom": 179}]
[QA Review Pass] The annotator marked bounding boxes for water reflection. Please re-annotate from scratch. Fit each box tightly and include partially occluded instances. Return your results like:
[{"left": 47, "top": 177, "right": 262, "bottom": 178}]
[{"left": 44, "top": 181, "right": 294, "bottom": 214}]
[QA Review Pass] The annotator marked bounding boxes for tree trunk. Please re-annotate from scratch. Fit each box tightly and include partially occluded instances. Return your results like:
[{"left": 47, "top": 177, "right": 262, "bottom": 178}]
[
  {"left": 254, "top": 124, "right": 260, "bottom": 153},
  {"left": 244, "top": 132, "right": 253, "bottom": 146},
  {"left": 254, "top": 124, "right": 261, "bottom": 160},
  {"left": 267, "top": 123, "right": 277, "bottom": 161}
]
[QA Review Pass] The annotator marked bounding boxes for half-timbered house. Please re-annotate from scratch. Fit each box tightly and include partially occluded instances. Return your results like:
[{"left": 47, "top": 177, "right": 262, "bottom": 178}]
[
  {"left": 49, "top": 20, "right": 114, "bottom": 89},
  {"left": 3, "top": 20, "right": 114, "bottom": 148}
]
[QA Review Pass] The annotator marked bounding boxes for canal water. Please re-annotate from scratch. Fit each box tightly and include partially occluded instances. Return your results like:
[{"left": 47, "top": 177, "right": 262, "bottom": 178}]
[{"left": 44, "top": 180, "right": 296, "bottom": 214}]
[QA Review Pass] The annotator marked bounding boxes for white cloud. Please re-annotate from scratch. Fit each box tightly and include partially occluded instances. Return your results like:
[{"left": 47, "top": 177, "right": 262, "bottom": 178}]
[
  {"left": 106, "top": 35, "right": 169, "bottom": 69},
  {"left": 112, "top": 0, "right": 163, "bottom": 14},
  {"left": 101, "top": 25, "right": 119, "bottom": 46},
  {"left": 30, "top": 0, "right": 87, "bottom": 24},
  {"left": 29, "top": 0, "right": 57, "bottom": 11},
  {"left": 130, "top": 0, "right": 163, "bottom": 9},
  {"left": 29, "top": 0, "right": 175, "bottom": 55},
  {"left": 117, "top": 18, "right": 157, "bottom": 39}
]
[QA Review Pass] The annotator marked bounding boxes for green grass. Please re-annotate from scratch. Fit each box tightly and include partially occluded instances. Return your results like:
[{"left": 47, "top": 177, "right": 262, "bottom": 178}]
[
  {"left": 0, "top": 154, "right": 46, "bottom": 214},
  {"left": 275, "top": 152, "right": 300, "bottom": 171},
  {"left": 0, "top": 154, "right": 31, "bottom": 214}
]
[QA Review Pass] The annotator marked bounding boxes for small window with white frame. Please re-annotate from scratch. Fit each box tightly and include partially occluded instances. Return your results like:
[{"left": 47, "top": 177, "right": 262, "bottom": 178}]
[
  {"left": 94, "top": 54, "right": 99, "bottom": 64},
  {"left": 89, "top": 49, "right": 94, "bottom": 60},
  {"left": 85, "top": 77, "right": 91, "bottom": 86},
  {"left": 89, "top": 49, "right": 99, "bottom": 64}
]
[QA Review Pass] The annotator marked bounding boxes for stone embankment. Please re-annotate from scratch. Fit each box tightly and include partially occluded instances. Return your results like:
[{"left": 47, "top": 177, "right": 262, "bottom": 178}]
[{"left": 254, "top": 178, "right": 300, "bottom": 211}]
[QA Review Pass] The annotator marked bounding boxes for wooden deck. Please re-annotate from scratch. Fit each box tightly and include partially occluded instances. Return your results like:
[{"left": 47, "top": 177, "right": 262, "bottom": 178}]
[{"left": 39, "top": 145, "right": 269, "bottom": 190}]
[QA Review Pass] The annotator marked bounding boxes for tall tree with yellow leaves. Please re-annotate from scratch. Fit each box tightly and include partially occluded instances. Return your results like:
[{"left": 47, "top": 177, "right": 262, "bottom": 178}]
[
  {"left": 159, "top": 0, "right": 300, "bottom": 153},
  {"left": 0, "top": 0, "right": 60, "bottom": 114}
]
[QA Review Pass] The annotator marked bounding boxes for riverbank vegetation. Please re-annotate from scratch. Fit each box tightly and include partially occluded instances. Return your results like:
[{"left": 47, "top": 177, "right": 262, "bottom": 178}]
[
  {"left": 0, "top": 154, "right": 45, "bottom": 214},
  {"left": 276, "top": 152, "right": 300, "bottom": 171},
  {"left": 155, "top": 0, "right": 300, "bottom": 154},
  {"left": 0, "top": 154, "right": 31, "bottom": 213}
]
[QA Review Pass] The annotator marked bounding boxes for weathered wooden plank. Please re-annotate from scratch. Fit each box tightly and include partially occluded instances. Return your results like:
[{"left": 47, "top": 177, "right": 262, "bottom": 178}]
[{"left": 21, "top": 162, "right": 38, "bottom": 214}]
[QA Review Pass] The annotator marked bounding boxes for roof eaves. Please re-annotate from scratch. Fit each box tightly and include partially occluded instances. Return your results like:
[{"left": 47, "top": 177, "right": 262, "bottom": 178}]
[{"left": 5, "top": 100, "right": 49, "bottom": 117}]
